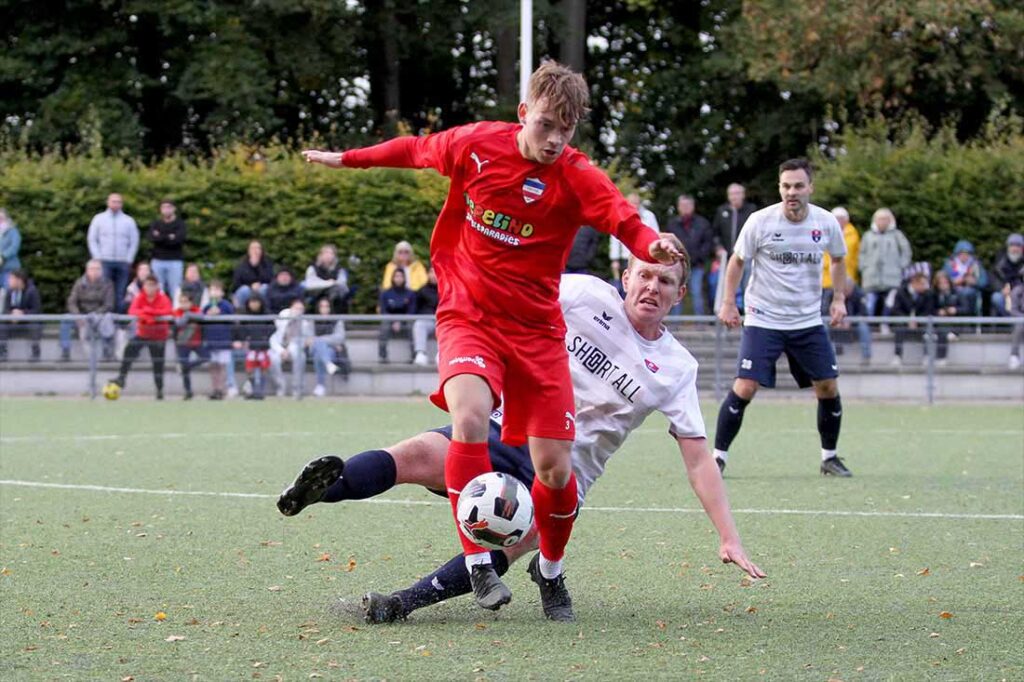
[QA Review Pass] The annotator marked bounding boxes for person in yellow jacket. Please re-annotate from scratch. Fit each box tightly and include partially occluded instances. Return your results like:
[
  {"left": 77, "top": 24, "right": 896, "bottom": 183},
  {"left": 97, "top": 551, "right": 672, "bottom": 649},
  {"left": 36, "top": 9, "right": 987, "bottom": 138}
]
[
  {"left": 823, "top": 207, "right": 859, "bottom": 288},
  {"left": 381, "top": 240, "right": 428, "bottom": 292}
]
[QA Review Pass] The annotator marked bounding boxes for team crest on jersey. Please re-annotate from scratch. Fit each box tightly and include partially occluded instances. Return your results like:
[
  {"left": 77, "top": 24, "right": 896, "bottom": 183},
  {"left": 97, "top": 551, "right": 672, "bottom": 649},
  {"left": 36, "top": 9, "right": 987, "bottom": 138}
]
[
  {"left": 811, "top": 229, "right": 822, "bottom": 243},
  {"left": 644, "top": 359, "right": 660, "bottom": 373},
  {"left": 522, "top": 177, "right": 546, "bottom": 204}
]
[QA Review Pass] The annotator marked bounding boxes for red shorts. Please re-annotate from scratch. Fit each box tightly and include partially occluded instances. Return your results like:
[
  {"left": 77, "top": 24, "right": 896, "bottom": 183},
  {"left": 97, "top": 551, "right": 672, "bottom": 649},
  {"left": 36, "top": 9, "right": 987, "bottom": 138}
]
[
  {"left": 245, "top": 350, "right": 270, "bottom": 371},
  {"left": 431, "top": 316, "right": 575, "bottom": 446}
]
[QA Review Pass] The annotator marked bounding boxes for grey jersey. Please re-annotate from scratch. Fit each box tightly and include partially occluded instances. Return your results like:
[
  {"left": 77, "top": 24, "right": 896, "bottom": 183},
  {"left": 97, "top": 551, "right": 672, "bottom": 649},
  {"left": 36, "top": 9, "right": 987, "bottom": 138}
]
[{"left": 734, "top": 202, "right": 846, "bottom": 330}]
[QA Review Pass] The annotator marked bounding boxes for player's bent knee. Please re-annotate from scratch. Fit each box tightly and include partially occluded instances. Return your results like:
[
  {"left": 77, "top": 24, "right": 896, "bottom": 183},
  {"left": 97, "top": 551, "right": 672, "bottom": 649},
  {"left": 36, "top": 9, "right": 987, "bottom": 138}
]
[
  {"left": 733, "top": 378, "right": 758, "bottom": 400},
  {"left": 814, "top": 379, "right": 839, "bottom": 399},
  {"left": 533, "top": 460, "right": 572, "bottom": 489}
]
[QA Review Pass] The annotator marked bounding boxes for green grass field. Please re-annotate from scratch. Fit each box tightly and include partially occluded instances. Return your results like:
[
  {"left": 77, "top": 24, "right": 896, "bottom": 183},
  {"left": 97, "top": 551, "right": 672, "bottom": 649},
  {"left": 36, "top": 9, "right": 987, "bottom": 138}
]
[{"left": 1, "top": 398, "right": 1022, "bottom": 680}]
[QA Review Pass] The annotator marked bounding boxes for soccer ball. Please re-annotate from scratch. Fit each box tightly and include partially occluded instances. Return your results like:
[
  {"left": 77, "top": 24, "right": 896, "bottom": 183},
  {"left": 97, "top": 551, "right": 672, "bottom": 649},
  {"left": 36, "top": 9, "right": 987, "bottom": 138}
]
[
  {"left": 456, "top": 472, "right": 534, "bottom": 550},
  {"left": 102, "top": 381, "right": 122, "bottom": 401}
]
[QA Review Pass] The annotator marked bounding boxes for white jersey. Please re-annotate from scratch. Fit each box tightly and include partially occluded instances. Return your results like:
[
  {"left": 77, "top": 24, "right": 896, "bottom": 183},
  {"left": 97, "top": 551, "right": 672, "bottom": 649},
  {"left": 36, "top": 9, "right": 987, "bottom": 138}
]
[
  {"left": 491, "top": 275, "right": 706, "bottom": 504},
  {"left": 734, "top": 202, "right": 846, "bottom": 330}
]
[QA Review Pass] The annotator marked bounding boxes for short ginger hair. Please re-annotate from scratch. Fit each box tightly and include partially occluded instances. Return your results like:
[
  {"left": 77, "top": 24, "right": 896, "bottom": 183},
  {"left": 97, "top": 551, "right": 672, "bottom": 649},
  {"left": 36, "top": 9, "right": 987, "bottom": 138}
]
[{"left": 527, "top": 61, "right": 591, "bottom": 128}]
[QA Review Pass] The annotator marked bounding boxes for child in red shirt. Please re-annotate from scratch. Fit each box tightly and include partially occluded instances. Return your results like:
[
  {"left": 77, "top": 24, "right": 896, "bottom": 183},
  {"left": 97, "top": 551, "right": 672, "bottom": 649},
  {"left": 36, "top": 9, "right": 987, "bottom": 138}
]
[
  {"left": 303, "top": 62, "right": 681, "bottom": 621},
  {"left": 111, "top": 273, "right": 173, "bottom": 400}
]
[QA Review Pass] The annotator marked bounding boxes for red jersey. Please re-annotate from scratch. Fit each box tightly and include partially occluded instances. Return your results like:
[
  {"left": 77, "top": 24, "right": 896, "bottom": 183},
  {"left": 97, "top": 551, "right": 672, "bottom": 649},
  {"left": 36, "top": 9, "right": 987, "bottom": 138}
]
[
  {"left": 128, "top": 290, "right": 173, "bottom": 341},
  {"left": 342, "top": 121, "right": 659, "bottom": 336}
]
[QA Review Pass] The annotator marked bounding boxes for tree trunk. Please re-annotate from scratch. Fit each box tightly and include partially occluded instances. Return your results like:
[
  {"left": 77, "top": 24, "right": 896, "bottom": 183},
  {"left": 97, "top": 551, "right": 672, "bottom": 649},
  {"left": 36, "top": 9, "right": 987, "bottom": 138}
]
[
  {"left": 560, "top": 0, "right": 586, "bottom": 71},
  {"left": 497, "top": 24, "right": 518, "bottom": 105}
]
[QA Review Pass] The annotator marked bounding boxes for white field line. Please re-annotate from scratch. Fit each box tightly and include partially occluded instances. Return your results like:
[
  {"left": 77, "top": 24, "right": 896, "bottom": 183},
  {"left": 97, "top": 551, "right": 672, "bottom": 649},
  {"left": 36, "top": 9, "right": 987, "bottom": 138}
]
[
  {"left": 1, "top": 427, "right": 1021, "bottom": 444},
  {"left": 1, "top": 479, "right": 1020, "bottom": 521}
]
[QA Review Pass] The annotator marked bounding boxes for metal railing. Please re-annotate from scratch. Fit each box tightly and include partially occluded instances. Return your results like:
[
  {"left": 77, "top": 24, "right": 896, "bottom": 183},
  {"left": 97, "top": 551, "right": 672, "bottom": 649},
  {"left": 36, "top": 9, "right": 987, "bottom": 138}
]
[{"left": 0, "top": 313, "right": 1020, "bottom": 404}]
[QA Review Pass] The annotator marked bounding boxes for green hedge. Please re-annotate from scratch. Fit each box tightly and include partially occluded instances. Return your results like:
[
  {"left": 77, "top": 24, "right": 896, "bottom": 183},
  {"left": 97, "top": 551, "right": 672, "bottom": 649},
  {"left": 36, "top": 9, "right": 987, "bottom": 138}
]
[
  {"left": 812, "top": 116, "right": 1024, "bottom": 272},
  {"left": 0, "top": 145, "right": 449, "bottom": 311}
]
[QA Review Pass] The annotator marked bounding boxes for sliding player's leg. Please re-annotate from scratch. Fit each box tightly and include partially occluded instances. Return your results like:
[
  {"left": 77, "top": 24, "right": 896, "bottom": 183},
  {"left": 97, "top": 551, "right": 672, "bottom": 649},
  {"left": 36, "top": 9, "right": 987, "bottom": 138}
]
[{"left": 276, "top": 430, "right": 449, "bottom": 516}]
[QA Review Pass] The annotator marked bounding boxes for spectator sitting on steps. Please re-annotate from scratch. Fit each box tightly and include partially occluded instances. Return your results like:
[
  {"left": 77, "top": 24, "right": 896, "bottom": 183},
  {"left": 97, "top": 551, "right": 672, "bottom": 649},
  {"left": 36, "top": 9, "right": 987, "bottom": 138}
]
[
  {"left": 266, "top": 266, "right": 304, "bottom": 314},
  {"left": 310, "top": 296, "right": 350, "bottom": 397},
  {"left": 890, "top": 263, "right": 947, "bottom": 367},
  {"left": 381, "top": 241, "right": 427, "bottom": 292},
  {"left": 942, "top": 240, "right": 988, "bottom": 316},
  {"left": 174, "top": 263, "right": 208, "bottom": 311},
  {"left": 990, "top": 233, "right": 1024, "bottom": 317},
  {"left": 378, "top": 268, "right": 415, "bottom": 364},
  {"left": 412, "top": 265, "right": 439, "bottom": 366},
  {"left": 232, "top": 239, "right": 274, "bottom": 309},
  {"left": 62, "top": 258, "right": 115, "bottom": 362},
  {"left": 303, "top": 244, "right": 350, "bottom": 312},
  {"left": 0, "top": 269, "right": 42, "bottom": 362}
]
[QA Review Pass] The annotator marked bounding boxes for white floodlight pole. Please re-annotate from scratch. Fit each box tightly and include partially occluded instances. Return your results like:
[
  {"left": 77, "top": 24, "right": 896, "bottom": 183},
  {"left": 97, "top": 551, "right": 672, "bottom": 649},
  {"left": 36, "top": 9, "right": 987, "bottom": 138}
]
[{"left": 519, "top": 0, "right": 533, "bottom": 102}]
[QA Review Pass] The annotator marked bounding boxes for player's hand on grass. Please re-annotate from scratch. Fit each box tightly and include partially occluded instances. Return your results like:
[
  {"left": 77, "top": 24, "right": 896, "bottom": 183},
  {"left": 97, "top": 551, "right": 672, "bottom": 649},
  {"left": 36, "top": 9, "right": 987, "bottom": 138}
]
[
  {"left": 718, "top": 301, "right": 741, "bottom": 329},
  {"left": 829, "top": 296, "right": 847, "bottom": 327},
  {"left": 649, "top": 232, "right": 684, "bottom": 265},
  {"left": 301, "top": 150, "right": 345, "bottom": 168},
  {"left": 720, "top": 539, "right": 766, "bottom": 579}
]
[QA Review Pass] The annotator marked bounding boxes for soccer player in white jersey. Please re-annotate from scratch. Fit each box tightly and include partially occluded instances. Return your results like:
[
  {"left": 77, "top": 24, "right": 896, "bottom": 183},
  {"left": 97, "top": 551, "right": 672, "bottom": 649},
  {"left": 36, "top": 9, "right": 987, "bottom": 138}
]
[
  {"left": 278, "top": 256, "right": 765, "bottom": 623},
  {"left": 714, "top": 158, "right": 852, "bottom": 477}
]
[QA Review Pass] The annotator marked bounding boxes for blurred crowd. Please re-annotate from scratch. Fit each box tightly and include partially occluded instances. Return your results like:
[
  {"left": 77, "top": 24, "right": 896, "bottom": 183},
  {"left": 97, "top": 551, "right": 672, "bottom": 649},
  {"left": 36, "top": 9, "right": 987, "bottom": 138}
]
[{"left": 0, "top": 185, "right": 1021, "bottom": 400}]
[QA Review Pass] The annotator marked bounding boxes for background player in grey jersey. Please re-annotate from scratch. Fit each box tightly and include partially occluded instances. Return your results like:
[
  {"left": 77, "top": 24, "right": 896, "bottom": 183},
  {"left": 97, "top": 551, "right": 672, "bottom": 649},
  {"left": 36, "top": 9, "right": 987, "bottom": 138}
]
[
  {"left": 277, "top": 257, "right": 765, "bottom": 623},
  {"left": 714, "top": 158, "right": 852, "bottom": 477}
]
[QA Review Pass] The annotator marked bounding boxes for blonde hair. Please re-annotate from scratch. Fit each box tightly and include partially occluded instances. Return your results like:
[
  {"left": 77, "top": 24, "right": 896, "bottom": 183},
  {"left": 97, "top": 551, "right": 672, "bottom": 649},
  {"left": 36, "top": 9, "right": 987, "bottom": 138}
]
[
  {"left": 391, "top": 240, "right": 416, "bottom": 263},
  {"left": 527, "top": 61, "right": 591, "bottom": 128}
]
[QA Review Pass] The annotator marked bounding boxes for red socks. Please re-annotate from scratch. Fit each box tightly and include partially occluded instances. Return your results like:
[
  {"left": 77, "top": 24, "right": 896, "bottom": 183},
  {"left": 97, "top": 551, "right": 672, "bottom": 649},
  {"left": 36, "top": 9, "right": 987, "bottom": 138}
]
[
  {"left": 444, "top": 440, "right": 492, "bottom": 556},
  {"left": 531, "top": 472, "right": 579, "bottom": 562}
]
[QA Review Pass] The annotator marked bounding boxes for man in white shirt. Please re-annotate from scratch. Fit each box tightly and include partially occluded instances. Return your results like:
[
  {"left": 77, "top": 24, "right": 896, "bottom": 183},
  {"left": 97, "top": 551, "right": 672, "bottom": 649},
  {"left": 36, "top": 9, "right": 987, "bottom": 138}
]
[
  {"left": 715, "top": 158, "right": 851, "bottom": 477},
  {"left": 278, "top": 255, "right": 765, "bottom": 623}
]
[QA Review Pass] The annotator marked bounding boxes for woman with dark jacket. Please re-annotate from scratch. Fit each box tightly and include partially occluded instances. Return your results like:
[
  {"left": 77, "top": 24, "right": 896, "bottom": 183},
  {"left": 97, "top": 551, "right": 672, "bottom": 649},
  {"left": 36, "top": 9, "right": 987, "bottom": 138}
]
[{"left": 231, "top": 240, "right": 274, "bottom": 308}]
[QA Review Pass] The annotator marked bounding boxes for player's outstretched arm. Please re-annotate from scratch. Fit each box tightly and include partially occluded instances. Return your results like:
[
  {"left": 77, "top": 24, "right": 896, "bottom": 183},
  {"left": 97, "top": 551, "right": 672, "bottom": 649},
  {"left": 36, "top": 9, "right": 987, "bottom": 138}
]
[
  {"left": 678, "top": 436, "right": 766, "bottom": 579},
  {"left": 302, "top": 150, "right": 345, "bottom": 168}
]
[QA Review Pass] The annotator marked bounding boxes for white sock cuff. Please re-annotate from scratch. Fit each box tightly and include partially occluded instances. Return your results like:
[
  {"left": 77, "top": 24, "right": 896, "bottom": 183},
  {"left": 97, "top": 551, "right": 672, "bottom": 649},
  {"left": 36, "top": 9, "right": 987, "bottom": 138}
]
[
  {"left": 464, "top": 552, "right": 492, "bottom": 572},
  {"left": 821, "top": 449, "right": 837, "bottom": 462},
  {"left": 713, "top": 449, "right": 728, "bottom": 462},
  {"left": 538, "top": 552, "right": 564, "bottom": 580}
]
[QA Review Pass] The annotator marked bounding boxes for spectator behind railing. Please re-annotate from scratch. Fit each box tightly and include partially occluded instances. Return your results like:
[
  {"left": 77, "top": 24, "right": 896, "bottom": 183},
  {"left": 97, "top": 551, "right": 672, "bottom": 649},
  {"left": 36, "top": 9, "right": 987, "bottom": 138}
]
[
  {"left": 174, "top": 263, "right": 209, "bottom": 311},
  {"left": 110, "top": 273, "right": 172, "bottom": 399},
  {"left": 310, "top": 296, "right": 350, "bottom": 397},
  {"left": 378, "top": 268, "right": 415, "bottom": 363},
  {"left": 381, "top": 240, "right": 428, "bottom": 292},
  {"left": 147, "top": 199, "right": 187, "bottom": 299},
  {"left": 202, "top": 280, "right": 235, "bottom": 400},
  {"left": 173, "top": 290, "right": 206, "bottom": 401},
  {"left": 890, "top": 263, "right": 947, "bottom": 366},
  {"left": 412, "top": 265, "right": 438, "bottom": 367},
  {"left": 0, "top": 208, "right": 23, "bottom": 290},
  {"left": 859, "top": 208, "right": 912, "bottom": 331},
  {"left": 665, "top": 194, "right": 713, "bottom": 315},
  {"left": 942, "top": 240, "right": 988, "bottom": 316},
  {"left": 990, "top": 233, "right": 1024, "bottom": 317},
  {"left": 304, "top": 244, "right": 351, "bottom": 312},
  {"left": 62, "top": 259, "right": 115, "bottom": 362},
  {"left": 232, "top": 239, "right": 274, "bottom": 309},
  {"left": 1008, "top": 283, "right": 1024, "bottom": 370},
  {"left": 932, "top": 270, "right": 960, "bottom": 341},
  {"left": 269, "top": 299, "right": 313, "bottom": 397},
  {"left": 822, "top": 207, "right": 860, "bottom": 307},
  {"left": 0, "top": 269, "right": 42, "bottom": 362},
  {"left": 266, "top": 266, "right": 304, "bottom": 314},
  {"left": 234, "top": 295, "right": 274, "bottom": 400},
  {"left": 87, "top": 193, "right": 139, "bottom": 312}
]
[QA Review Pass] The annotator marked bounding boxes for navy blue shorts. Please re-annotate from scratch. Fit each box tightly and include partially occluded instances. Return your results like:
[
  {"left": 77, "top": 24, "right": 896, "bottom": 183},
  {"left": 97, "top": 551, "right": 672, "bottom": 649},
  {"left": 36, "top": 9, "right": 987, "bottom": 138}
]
[
  {"left": 737, "top": 324, "right": 838, "bottom": 389},
  {"left": 427, "top": 421, "right": 535, "bottom": 497}
]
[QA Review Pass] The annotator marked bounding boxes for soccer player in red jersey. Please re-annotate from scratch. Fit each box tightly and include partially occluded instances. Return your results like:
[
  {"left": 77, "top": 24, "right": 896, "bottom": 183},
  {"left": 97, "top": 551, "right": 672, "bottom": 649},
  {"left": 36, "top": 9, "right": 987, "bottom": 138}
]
[{"left": 303, "top": 62, "right": 682, "bottom": 621}]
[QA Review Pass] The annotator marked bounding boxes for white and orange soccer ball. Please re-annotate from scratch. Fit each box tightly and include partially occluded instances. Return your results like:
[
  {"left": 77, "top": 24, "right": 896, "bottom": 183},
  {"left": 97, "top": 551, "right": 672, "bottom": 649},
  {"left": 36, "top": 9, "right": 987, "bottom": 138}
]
[{"left": 456, "top": 472, "right": 534, "bottom": 550}]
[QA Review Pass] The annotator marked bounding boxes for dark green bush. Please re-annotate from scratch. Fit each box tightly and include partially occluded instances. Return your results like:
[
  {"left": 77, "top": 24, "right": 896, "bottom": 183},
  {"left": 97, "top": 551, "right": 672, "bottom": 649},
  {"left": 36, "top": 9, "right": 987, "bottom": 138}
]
[
  {"left": 0, "top": 145, "right": 448, "bottom": 311},
  {"left": 812, "top": 115, "right": 1024, "bottom": 272}
]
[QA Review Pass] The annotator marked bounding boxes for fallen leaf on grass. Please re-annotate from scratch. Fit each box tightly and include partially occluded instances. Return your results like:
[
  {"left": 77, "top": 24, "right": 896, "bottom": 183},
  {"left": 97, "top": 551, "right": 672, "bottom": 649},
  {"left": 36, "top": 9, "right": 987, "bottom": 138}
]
[
  {"left": 253, "top": 662, "right": 265, "bottom": 668},
  {"left": 315, "top": 638, "right": 330, "bottom": 645},
  {"left": 745, "top": 606, "right": 758, "bottom": 614},
  {"left": 121, "top": 676, "right": 134, "bottom": 681},
  {"left": 939, "top": 612, "right": 953, "bottom": 619},
  {"left": 474, "top": 623, "right": 487, "bottom": 630},
  {"left": 315, "top": 553, "right": 331, "bottom": 563},
  {"left": 267, "top": 586, "right": 283, "bottom": 592},
  {"left": 929, "top": 632, "right": 940, "bottom": 638},
  {"left": 260, "top": 541, "right": 282, "bottom": 547},
  {"left": 345, "top": 559, "right": 357, "bottom": 572},
  {"left": 165, "top": 635, "right": 185, "bottom": 642},
  {"left": 916, "top": 568, "right": 930, "bottom": 576},
  {"left": 655, "top": 620, "right": 666, "bottom": 630},
  {"left": 969, "top": 561, "right": 984, "bottom": 568},
  {"left": 1, "top": 567, "right": 12, "bottom": 576},
  {"left": 340, "top": 625, "right": 359, "bottom": 633},
  {"left": 127, "top": 618, "right": 143, "bottom": 624},
  {"left": 154, "top": 612, "right": 167, "bottom": 622},
  {"left": 955, "top": 647, "right": 966, "bottom": 655}
]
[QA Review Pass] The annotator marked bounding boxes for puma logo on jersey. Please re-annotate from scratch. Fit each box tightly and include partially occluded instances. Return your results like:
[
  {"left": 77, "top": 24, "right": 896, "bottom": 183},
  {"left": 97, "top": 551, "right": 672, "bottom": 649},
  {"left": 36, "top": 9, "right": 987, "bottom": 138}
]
[
  {"left": 564, "top": 411, "right": 575, "bottom": 431},
  {"left": 470, "top": 152, "right": 490, "bottom": 174}
]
